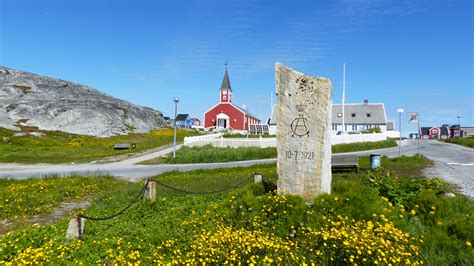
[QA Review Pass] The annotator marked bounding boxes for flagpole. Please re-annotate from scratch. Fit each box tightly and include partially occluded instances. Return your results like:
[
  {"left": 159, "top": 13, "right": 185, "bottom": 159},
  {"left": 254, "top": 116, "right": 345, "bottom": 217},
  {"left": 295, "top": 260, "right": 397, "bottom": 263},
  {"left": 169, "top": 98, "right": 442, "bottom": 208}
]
[
  {"left": 342, "top": 63, "right": 345, "bottom": 134},
  {"left": 418, "top": 113, "right": 421, "bottom": 157}
]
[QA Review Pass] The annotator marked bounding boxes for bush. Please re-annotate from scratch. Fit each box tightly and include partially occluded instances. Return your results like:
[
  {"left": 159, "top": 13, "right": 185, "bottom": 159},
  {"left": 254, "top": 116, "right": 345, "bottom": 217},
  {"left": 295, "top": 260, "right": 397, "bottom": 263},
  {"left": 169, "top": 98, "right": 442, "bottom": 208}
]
[
  {"left": 312, "top": 178, "right": 386, "bottom": 221},
  {"left": 363, "top": 168, "right": 447, "bottom": 205}
]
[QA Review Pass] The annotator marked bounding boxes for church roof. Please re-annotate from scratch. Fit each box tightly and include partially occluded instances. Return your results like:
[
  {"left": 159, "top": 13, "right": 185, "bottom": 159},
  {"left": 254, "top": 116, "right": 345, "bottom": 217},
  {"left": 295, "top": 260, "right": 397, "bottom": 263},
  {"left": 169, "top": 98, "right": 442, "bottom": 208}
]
[{"left": 220, "top": 69, "right": 232, "bottom": 91}]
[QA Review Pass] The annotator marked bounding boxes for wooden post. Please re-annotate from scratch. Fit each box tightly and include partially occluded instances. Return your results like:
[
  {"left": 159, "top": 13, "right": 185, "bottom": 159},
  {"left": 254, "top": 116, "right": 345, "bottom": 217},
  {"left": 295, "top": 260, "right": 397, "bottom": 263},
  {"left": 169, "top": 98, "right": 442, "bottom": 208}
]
[
  {"left": 66, "top": 217, "right": 85, "bottom": 240},
  {"left": 253, "top": 174, "right": 262, "bottom": 183},
  {"left": 144, "top": 180, "right": 156, "bottom": 202}
]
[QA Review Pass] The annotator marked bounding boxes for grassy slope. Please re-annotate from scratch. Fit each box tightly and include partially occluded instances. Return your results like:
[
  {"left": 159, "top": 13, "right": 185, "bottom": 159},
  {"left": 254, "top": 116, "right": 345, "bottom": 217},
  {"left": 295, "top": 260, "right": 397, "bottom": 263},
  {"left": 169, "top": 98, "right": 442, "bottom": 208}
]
[
  {"left": 0, "top": 127, "right": 197, "bottom": 164},
  {"left": 1, "top": 156, "right": 472, "bottom": 264},
  {"left": 141, "top": 139, "right": 398, "bottom": 164},
  {"left": 443, "top": 138, "right": 474, "bottom": 148}
]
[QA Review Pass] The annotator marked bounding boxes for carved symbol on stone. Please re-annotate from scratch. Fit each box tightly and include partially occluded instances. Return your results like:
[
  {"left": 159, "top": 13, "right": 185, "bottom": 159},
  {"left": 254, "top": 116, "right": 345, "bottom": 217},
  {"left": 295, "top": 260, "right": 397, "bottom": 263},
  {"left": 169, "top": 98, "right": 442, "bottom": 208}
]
[{"left": 290, "top": 104, "right": 310, "bottom": 137}]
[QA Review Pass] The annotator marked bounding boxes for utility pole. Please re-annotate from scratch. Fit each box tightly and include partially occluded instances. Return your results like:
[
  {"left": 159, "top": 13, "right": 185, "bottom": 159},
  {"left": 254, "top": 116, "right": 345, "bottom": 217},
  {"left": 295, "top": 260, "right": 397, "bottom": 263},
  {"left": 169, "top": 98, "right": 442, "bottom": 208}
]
[
  {"left": 397, "top": 108, "right": 404, "bottom": 157},
  {"left": 173, "top": 97, "right": 180, "bottom": 158},
  {"left": 418, "top": 114, "right": 421, "bottom": 157}
]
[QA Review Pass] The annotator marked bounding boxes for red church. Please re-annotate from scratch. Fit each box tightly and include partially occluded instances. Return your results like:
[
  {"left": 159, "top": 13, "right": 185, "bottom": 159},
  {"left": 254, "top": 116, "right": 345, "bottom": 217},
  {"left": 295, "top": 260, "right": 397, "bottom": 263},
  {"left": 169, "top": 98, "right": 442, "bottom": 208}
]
[{"left": 204, "top": 69, "right": 260, "bottom": 131}]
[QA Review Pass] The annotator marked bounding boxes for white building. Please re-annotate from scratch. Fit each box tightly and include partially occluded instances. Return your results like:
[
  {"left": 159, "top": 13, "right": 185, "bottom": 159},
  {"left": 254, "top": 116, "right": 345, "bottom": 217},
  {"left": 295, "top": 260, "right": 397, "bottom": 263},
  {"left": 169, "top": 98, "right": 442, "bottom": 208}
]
[{"left": 268, "top": 100, "right": 396, "bottom": 134}]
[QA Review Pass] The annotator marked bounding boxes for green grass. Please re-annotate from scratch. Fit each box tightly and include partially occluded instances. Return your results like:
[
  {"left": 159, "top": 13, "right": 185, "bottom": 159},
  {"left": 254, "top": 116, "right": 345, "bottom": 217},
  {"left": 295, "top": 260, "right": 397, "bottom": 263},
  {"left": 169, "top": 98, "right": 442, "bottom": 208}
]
[
  {"left": 0, "top": 127, "right": 197, "bottom": 164},
  {"left": 1, "top": 156, "right": 472, "bottom": 264},
  {"left": 142, "top": 139, "right": 398, "bottom": 164},
  {"left": 443, "top": 137, "right": 474, "bottom": 148},
  {"left": 359, "top": 155, "right": 433, "bottom": 178},
  {"left": 332, "top": 139, "right": 397, "bottom": 153},
  {"left": 142, "top": 145, "right": 278, "bottom": 164}
]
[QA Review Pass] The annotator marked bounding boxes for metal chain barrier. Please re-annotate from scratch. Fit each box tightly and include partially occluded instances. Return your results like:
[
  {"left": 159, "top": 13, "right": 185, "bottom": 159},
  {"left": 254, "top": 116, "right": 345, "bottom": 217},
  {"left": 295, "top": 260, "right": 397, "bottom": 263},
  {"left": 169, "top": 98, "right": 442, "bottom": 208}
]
[
  {"left": 77, "top": 173, "right": 260, "bottom": 223},
  {"left": 151, "top": 173, "right": 257, "bottom": 195},
  {"left": 78, "top": 179, "right": 150, "bottom": 221}
]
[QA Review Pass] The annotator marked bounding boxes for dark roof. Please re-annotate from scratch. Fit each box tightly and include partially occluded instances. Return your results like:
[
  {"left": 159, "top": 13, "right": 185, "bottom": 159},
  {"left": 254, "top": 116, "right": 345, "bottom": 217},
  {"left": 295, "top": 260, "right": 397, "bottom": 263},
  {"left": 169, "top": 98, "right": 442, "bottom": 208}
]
[
  {"left": 420, "top": 127, "right": 430, "bottom": 135},
  {"left": 235, "top": 105, "right": 259, "bottom": 121},
  {"left": 332, "top": 104, "right": 387, "bottom": 124},
  {"left": 175, "top": 114, "right": 190, "bottom": 121},
  {"left": 220, "top": 69, "right": 232, "bottom": 91}
]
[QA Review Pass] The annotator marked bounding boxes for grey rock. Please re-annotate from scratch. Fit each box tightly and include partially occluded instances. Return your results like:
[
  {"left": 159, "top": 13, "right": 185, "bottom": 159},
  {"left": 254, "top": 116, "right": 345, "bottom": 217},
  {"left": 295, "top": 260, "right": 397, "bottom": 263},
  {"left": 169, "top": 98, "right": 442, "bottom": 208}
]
[
  {"left": 0, "top": 66, "right": 166, "bottom": 137},
  {"left": 29, "top": 132, "right": 46, "bottom": 137},
  {"left": 65, "top": 217, "right": 85, "bottom": 240},
  {"left": 275, "top": 63, "right": 332, "bottom": 202}
]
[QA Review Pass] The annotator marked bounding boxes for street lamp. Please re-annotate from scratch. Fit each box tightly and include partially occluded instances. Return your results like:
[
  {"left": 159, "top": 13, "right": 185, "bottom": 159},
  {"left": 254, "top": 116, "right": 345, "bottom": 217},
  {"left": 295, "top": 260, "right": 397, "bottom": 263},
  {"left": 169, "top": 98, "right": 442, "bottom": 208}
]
[
  {"left": 173, "top": 97, "right": 180, "bottom": 158},
  {"left": 397, "top": 108, "right": 404, "bottom": 157}
]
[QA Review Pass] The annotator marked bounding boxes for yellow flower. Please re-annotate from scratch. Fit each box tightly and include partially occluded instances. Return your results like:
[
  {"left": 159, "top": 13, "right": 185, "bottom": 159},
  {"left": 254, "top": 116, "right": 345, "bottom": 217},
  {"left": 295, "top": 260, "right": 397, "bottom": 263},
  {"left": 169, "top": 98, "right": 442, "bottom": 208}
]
[
  {"left": 410, "top": 210, "right": 416, "bottom": 215},
  {"left": 466, "top": 241, "right": 472, "bottom": 247}
]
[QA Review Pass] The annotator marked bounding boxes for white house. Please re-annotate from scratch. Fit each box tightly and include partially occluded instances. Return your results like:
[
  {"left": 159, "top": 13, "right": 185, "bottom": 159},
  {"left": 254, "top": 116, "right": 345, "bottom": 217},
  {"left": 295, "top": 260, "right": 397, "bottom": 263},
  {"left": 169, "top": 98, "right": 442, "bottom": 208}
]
[{"left": 268, "top": 99, "right": 395, "bottom": 134}]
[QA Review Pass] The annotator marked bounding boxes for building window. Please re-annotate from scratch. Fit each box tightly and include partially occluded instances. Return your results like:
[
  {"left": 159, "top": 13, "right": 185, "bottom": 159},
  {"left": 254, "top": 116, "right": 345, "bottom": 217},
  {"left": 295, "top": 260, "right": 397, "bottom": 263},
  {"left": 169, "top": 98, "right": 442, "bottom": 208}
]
[
  {"left": 223, "top": 95, "right": 227, "bottom": 100},
  {"left": 351, "top": 113, "right": 356, "bottom": 117},
  {"left": 352, "top": 125, "right": 357, "bottom": 131},
  {"left": 332, "top": 124, "right": 337, "bottom": 130},
  {"left": 366, "top": 113, "right": 371, "bottom": 117},
  {"left": 222, "top": 90, "right": 227, "bottom": 95},
  {"left": 337, "top": 113, "right": 342, "bottom": 117}
]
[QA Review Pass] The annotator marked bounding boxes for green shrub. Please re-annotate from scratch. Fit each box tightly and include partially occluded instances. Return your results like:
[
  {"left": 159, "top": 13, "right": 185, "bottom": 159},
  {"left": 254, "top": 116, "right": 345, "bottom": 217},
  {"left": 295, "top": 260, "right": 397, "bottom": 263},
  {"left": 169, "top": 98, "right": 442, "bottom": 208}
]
[
  {"left": 363, "top": 168, "right": 447, "bottom": 205},
  {"left": 332, "top": 139, "right": 397, "bottom": 153},
  {"left": 312, "top": 178, "right": 386, "bottom": 221}
]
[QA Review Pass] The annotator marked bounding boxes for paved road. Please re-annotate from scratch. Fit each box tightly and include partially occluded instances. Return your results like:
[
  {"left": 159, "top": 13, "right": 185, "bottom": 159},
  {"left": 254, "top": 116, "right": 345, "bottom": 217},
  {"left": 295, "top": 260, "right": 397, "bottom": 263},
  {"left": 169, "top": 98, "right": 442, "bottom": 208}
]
[
  {"left": 0, "top": 145, "right": 276, "bottom": 181},
  {"left": 1, "top": 139, "right": 472, "bottom": 197}
]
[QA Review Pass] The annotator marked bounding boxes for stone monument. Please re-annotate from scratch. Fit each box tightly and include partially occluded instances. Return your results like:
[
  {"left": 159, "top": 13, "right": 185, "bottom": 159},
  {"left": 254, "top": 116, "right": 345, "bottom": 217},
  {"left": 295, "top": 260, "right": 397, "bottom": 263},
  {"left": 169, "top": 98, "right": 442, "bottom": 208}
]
[{"left": 275, "top": 63, "right": 332, "bottom": 201}]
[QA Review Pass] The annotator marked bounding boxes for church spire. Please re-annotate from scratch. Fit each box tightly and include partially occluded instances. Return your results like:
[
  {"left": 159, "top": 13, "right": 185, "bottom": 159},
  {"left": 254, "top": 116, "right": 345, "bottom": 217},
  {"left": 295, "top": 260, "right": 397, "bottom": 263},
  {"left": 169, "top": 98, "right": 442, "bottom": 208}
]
[{"left": 220, "top": 67, "right": 232, "bottom": 91}]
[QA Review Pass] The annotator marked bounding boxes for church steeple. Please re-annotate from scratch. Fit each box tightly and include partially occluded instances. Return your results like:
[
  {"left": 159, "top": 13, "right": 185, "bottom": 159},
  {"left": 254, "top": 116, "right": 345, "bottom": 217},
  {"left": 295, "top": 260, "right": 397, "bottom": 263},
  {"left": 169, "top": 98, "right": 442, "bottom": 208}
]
[
  {"left": 220, "top": 67, "right": 232, "bottom": 103},
  {"left": 220, "top": 68, "right": 232, "bottom": 91}
]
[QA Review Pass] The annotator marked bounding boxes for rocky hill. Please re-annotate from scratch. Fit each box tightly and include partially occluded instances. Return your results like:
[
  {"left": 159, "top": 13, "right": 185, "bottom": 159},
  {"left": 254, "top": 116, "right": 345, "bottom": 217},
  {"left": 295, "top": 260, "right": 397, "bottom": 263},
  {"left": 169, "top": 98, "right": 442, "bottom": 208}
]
[{"left": 0, "top": 66, "right": 166, "bottom": 137}]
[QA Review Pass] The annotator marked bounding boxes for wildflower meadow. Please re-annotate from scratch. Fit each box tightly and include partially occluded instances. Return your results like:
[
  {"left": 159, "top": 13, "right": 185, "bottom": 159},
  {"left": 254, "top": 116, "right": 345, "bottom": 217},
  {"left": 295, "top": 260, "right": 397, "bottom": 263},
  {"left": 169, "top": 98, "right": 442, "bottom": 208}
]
[{"left": 0, "top": 157, "right": 472, "bottom": 264}]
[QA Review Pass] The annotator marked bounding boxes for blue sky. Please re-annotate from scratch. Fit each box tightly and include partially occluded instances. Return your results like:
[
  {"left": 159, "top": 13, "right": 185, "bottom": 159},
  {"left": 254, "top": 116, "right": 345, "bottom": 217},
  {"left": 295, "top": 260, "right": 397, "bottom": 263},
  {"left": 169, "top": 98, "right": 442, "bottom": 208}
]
[{"left": 1, "top": 0, "right": 472, "bottom": 135}]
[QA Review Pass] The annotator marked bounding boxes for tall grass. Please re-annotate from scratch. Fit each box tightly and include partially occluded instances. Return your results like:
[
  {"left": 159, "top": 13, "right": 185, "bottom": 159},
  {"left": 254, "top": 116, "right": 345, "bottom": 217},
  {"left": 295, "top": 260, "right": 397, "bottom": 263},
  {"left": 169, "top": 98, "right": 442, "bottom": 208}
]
[
  {"left": 444, "top": 137, "right": 474, "bottom": 148},
  {"left": 332, "top": 139, "right": 397, "bottom": 153},
  {"left": 165, "top": 145, "right": 277, "bottom": 164}
]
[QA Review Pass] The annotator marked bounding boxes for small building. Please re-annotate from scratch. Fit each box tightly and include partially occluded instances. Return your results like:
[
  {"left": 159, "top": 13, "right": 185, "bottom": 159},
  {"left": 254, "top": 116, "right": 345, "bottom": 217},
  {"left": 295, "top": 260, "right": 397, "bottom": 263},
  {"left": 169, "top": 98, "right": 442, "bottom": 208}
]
[
  {"left": 191, "top": 118, "right": 201, "bottom": 127},
  {"left": 449, "top": 125, "right": 462, "bottom": 138},
  {"left": 461, "top": 127, "right": 474, "bottom": 138},
  {"left": 331, "top": 100, "right": 388, "bottom": 132},
  {"left": 175, "top": 114, "right": 192, "bottom": 128},
  {"left": 440, "top": 126, "right": 449, "bottom": 139},
  {"left": 420, "top": 126, "right": 449, "bottom": 139},
  {"left": 204, "top": 69, "right": 260, "bottom": 131}
]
